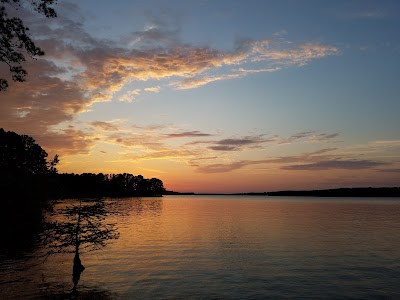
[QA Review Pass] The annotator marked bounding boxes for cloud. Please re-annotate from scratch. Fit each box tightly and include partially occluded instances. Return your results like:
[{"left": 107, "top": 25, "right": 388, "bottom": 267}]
[
  {"left": 196, "top": 160, "right": 261, "bottom": 173},
  {"left": 124, "top": 10, "right": 182, "bottom": 48},
  {"left": 281, "top": 159, "right": 387, "bottom": 171},
  {"left": 278, "top": 131, "right": 314, "bottom": 144},
  {"left": 188, "top": 132, "right": 338, "bottom": 152},
  {"left": 244, "top": 39, "right": 338, "bottom": 66},
  {"left": 208, "top": 145, "right": 238, "bottom": 151},
  {"left": 338, "top": 139, "right": 400, "bottom": 158},
  {"left": 170, "top": 40, "right": 337, "bottom": 90},
  {"left": 119, "top": 89, "right": 141, "bottom": 102},
  {"left": 377, "top": 168, "right": 400, "bottom": 173},
  {"left": 121, "top": 149, "right": 200, "bottom": 161},
  {"left": 345, "top": 9, "right": 388, "bottom": 20},
  {"left": 279, "top": 131, "right": 339, "bottom": 144},
  {"left": 372, "top": 140, "right": 400, "bottom": 146},
  {"left": 111, "top": 133, "right": 166, "bottom": 150},
  {"left": 0, "top": 59, "right": 87, "bottom": 133},
  {"left": 212, "top": 136, "right": 267, "bottom": 148},
  {"left": 236, "top": 67, "right": 282, "bottom": 74},
  {"left": 90, "top": 121, "right": 119, "bottom": 131},
  {"left": 195, "top": 148, "right": 343, "bottom": 173},
  {"left": 188, "top": 134, "right": 276, "bottom": 151},
  {"left": 102, "top": 130, "right": 339, "bottom": 169},
  {"left": 144, "top": 86, "right": 161, "bottom": 93},
  {"left": 172, "top": 73, "right": 242, "bottom": 89},
  {"left": 163, "top": 131, "right": 213, "bottom": 138},
  {"left": 308, "top": 148, "right": 339, "bottom": 155},
  {"left": 35, "top": 126, "right": 97, "bottom": 156},
  {"left": 310, "top": 133, "right": 339, "bottom": 142}
]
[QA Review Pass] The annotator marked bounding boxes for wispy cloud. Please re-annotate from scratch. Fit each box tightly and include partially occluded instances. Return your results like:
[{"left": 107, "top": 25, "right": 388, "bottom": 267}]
[
  {"left": 187, "top": 134, "right": 277, "bottom": 151},
  {"left": 209, "top": 136, "right": 271, "bottom": 151},
  {"left": 196, "top": 160, "right": 262, "bottom": 173},
  {"left": 90, "top": 121, "right": 120, "bottom": 131},
  {"left": 246, "top": 40, "right": 338, "bottom": 66},
  {"left": 195, "top": 148, "right": 340, "bottom": 173},
  {"left": 279, "top": 131, "right": 339, "bottom": 145},
  {"left": 236, "top": 67, "right": 281, "bottom": 74},
  {"left": 110, "top": 133, "right": 166, "bottom": 151},
  {"left": 310, "top": 133, "right": 339, "bottom": 142},
  {"left": 144, "top": 86, "right": 161, "bottom": 93},
  {"left": 131, "top": 123, "right": 171, "bottom": 131},
  {"left": 99, "top": 128, "right": 344, "bottom": 168},
  {"left": 163, "top": 131, "right": 214, "bottom": 138},
  {"left": 345, "top": 9, "right": 389, "bottom": 20},
  {"left": 378, "top": 168, "right": 400, "bottom": 173},
  {"left": 279, "top": 131, "right": 314, "bottom": 144},
  {"left": 282, "top": 159, "right": 387, "bottom": 171},
  {"left": 121, "top": 149, "right": 201, "bottom": 161},
  {"left": 194, "top": 138, "right": 397, "bottom": 173},
  {"left": 119, "top": 89, "right": 141, "bottom": 103},
  {"left": 172, "top": 73, "right": 242, "bottom": 90},
  {"left": 337, "top": 2, "right": 395, "bottom": 21}
]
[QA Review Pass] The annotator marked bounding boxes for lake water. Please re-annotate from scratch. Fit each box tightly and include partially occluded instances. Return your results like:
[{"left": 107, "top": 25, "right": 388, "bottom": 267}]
[{"left": 1, "top": 195, "right": 400, "bottom": 299}]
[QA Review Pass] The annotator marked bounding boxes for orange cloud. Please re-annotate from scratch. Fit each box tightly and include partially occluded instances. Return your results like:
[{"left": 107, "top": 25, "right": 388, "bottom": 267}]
[
  {"left": 90, "top": 121, "right": 120, "bottom": 131},
  {"left": 35, "top": 126, "right": 98, "bottom": 156},
  {"left": 121, "top": 149, "right": 201, "bottom": 161}
]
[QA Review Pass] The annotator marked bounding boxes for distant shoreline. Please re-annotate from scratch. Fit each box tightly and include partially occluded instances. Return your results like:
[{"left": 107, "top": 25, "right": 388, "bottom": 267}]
[{"left": 164, "top": 187, "right": 400, "bottom": 197}]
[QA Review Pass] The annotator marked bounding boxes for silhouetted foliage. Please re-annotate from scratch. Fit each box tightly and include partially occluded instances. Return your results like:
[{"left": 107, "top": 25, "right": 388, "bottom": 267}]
[
  {"left": 0, "top": 0, "right": 57, "bottom": 90},
  {"left": 0, "top": 128, "right": 59, "bottom": 255},
  {"left": 0, "top": 128, "right": 58, "bottom": 176},
  {"left": 42, "top": 198, "right": 119, "bottom": 292},
  {"left": 42, "top": 199, "right": 119, "bottom": 255},
  {"left": 265, "top": 187, "right": 400, "bottom": 197},
  {"left": 48, "top": 172, "right": 166, "bottom": 199}
]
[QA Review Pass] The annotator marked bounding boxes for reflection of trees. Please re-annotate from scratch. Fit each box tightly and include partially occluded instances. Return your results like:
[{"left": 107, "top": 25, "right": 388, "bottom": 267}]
[
  {"left": 42, "top": 286, "right": 116, "bottom": 300},
  {"left": 130, "top": 198, "right": 163, "bottom": 216},
  {"left": 42, "top": 199, "right": 119, "bottom": 293}
]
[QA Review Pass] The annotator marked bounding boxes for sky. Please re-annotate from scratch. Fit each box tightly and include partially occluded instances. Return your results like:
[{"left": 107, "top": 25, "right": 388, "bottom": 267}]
[{"left": 1, "top": 0, "right": 400, "bottom": 193}]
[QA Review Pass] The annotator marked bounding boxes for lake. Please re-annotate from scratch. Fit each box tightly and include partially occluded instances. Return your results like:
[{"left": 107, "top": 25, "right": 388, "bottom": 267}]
[{"left": 1, "top": 195, "right": 400, "bottom": 299}]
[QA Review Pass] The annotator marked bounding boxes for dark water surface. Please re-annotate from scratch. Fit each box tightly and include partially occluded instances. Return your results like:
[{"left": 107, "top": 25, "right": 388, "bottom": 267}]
[{"left": 1, "top": 195, "right": 400, "bottom": 299}]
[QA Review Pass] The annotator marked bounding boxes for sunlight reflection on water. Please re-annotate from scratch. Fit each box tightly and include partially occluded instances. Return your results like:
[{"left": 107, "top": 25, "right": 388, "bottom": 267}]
[{"left": 1, "top": 196, "right": 400, "bottom": 299}]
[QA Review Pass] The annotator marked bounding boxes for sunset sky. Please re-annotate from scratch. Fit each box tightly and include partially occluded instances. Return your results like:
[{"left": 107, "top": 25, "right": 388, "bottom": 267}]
[{"left": 1, "top": 0, "right": 399, "bottom": 193}]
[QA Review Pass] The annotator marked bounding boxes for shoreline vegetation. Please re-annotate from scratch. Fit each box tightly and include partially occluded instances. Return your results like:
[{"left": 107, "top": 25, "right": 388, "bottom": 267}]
[
  {"left": 164, "top": 187, "right": 400, "bottom": 197},
  {"left": 0, "top": 128, "right": 165, "bottom": 199},
  {"left": 0, "top": 128, "right": 165, "bottom": 256}
]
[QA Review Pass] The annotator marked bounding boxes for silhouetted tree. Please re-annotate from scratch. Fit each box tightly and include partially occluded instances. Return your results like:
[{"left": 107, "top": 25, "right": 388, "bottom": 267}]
[
  {"left": 148, "top": 178, "right": 165, "bottom": 196},
  {"left": 0, "top": 128, "right": 59, "bottom": 255},
  {"left": 0, "top": 128, "right": 57, "bottom": 176},
  {"left": 42, "top": 199, "right": 119, "bottom": 292},
  {"left": 0, "top": 0, "right": 57, "bottom": 90}
]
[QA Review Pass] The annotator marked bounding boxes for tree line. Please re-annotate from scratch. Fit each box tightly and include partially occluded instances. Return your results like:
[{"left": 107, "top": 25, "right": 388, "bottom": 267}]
[
  {"left": 48, "top": 173, "right": 165, "bottom": 199},
  {"left": 0, "top": 128, "right": 165, "bottom": 199}
]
